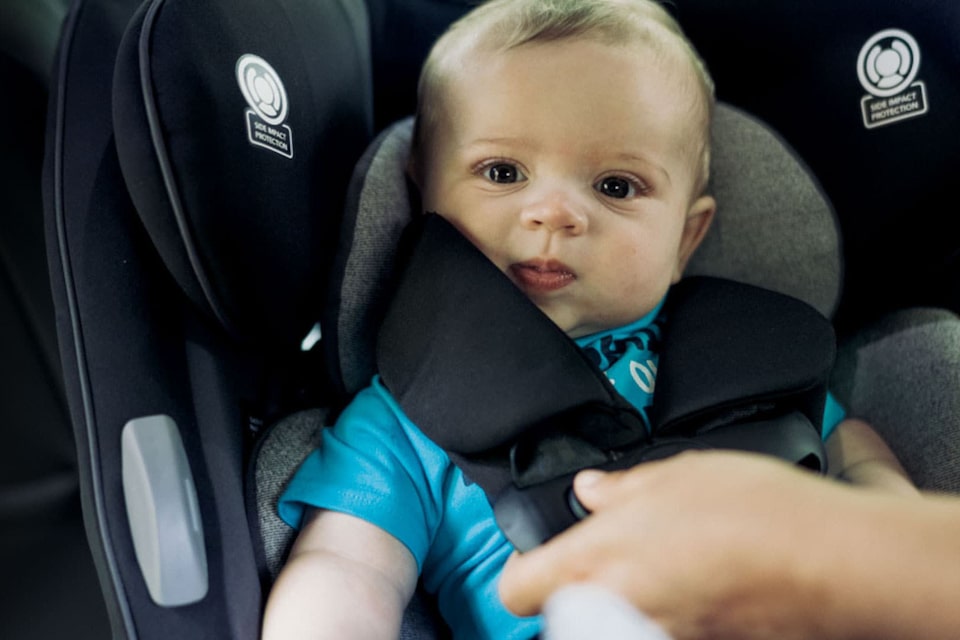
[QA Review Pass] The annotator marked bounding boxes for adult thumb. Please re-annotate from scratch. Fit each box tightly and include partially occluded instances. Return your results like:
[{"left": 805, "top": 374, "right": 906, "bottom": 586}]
[{"left": 571, "top": 469, "right": 613, "bottom": 510}]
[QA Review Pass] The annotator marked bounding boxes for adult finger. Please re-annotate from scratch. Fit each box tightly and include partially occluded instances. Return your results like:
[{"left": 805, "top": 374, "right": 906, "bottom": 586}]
[
  {"left": 500, "top": 465, "right": 668, "bottom": 615},
  {"left": 498, "top": 521, "right": 599, "bottom": 617}
]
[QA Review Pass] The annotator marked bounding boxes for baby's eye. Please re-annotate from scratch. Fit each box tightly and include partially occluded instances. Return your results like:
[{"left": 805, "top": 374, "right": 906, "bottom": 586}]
[
  {"left": 595, "top": 176, "right": 636, "bottom": 199},
  {"left": 486, "top": 163, "right": 526, "bottom": 184}
]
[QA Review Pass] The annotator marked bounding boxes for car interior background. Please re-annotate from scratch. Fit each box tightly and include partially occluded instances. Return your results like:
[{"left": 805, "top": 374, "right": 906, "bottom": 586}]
[{"left": 2, "top": 0, "right": 959, "bottom": 639}]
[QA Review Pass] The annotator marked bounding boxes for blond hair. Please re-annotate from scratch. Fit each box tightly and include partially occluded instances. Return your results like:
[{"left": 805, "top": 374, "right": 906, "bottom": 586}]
[{"left": 411, "top": 0, "right": 716, "bottom": 195}]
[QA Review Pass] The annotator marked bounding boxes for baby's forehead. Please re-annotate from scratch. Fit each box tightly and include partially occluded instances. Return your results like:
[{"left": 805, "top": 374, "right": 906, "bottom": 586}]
[
  {"left": 447, "top": 35, "right": 709, "bottom": 134},
  {"left": 459, "top": 32, "right": 705, "bottom": 101}
]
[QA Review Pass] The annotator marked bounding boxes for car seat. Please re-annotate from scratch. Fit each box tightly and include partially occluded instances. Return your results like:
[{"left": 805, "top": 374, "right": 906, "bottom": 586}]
[
  {"left": 42, "top": 1, "right": 960, "bottom": 640},
  {"left": 43, "top": 0, "right": 372, "bottom": 637}
]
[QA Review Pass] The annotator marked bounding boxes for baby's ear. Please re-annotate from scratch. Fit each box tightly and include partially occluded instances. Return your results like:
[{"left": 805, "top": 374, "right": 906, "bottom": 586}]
[{"left": 673, "top": 194, "right": 716, "bottom": 282}]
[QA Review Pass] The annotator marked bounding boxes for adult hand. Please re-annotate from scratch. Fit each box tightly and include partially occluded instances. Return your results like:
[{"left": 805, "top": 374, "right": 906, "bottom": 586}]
[{"left": 499, "top": 451, "right": 959, "bottom": 639}]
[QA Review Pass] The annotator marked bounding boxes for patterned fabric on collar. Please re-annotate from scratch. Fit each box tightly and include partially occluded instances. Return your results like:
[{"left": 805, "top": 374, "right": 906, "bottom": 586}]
[{"left": 575, "top": 298, "right": 666, "bottom": 433}]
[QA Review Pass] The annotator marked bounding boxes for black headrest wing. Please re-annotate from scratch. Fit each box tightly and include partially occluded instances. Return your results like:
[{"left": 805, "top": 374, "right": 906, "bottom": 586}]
[
  {"left": 652, "top": 276, "right": 836, "bottom": 436},
  {"left": 113, "top": 0, "right": 373, "bottom": 347}
]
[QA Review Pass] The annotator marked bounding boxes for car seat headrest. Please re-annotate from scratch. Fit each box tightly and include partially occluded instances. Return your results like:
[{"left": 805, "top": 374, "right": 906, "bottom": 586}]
[
  {"left": 112, "top": 0, "right": 372, "bottom": 349},
  {"left": 326, "top": 103, "right": 841, "bottom": 397},
  {"left": 686, "top": 104, "right": 841, "bottom": 314}
]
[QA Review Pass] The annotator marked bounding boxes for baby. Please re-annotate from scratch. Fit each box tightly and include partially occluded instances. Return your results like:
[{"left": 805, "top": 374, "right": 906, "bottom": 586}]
[{"left": 263, "top": 1, "right": 915, "bottom": 638}]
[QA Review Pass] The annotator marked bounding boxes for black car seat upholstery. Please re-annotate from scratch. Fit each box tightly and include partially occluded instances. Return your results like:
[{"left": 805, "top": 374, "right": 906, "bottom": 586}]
[
  {"left": 677, "top": 0, "right": 960, "bottom": 336},
  {"left": 44, "top": 0, "right": 371, "bottom": 637},
  {"left": 41, "top": 0, "right": 960, "bottom": 639}
]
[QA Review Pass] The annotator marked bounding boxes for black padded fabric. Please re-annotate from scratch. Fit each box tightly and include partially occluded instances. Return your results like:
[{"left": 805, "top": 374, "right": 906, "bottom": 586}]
[
  {"left": 113, "top": 0, "right": 373, "bottom": 348},
  {"left": 44, "top": 2, "right": 203, "bottom": 636},
  {"left": 652, "top": 277, "right": 834, "bottom": 438},
  {"left": 45, "top": 1, "right": 373, "bottom": 639},
  {"left": 675, "top": 0, "right": 960, "bottom": 334}
]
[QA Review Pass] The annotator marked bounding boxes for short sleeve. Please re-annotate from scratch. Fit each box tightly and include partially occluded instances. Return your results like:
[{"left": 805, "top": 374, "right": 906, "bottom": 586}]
[{"left": 277, "top": 382, "right": 447, "bottom": 570}]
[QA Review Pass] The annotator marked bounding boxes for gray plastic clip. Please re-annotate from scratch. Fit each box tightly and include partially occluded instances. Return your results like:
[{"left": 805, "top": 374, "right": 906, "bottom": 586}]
[{"left": 121, "top": 415, "right": 208, "bottom": 606}]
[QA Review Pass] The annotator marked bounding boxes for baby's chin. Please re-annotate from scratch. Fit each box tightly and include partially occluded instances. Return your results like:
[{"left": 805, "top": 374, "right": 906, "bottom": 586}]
[
  {"left": 535, "top": 307, "right": 600, "bottom": 339},
  {"left": 542, "top": 306, "right": 657, "bottom": 339}
]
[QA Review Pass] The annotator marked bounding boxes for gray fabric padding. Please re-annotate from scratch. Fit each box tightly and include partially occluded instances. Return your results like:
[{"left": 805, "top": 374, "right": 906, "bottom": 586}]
[
  {"left": 832, "top": 309, "right": 960, "bottom": 493},
  {"left": 334, "top": 104, "right": 842, "bottom": 395},
  {"left": 255, "top": 408, "right": 326, "bottom": 578},
  {"left": 686, "top": 104, "right": 842, "bottom": 317},
  {"left": 336, "top": 121, "right": 415, "bottom": 396}
]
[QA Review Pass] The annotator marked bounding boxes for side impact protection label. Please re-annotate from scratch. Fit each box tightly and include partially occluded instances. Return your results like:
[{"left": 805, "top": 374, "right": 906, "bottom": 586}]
[
  {"left": 237, "top": 54, "right": 294, "bottom": 158},
  {"left": 857, "top": 29, "right": 929, "bottom": 129}
]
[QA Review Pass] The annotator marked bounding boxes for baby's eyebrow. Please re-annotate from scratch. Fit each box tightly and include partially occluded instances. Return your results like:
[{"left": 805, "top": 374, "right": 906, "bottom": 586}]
[
  {"left": 460, "top": 136, "right": 538, "bottom": 151},
  {"left": 608, "top": 152, "right": 672, "bottom": 186}
]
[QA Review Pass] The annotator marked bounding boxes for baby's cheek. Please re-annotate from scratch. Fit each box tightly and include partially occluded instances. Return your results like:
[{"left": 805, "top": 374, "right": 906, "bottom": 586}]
[{"left": 614, "top": 272, "right": 670, "bottom": 313}]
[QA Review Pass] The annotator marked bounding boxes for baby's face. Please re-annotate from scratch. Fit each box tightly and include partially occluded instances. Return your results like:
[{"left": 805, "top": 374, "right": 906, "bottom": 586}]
[{"left": 419, "top": 38, "right": 714, "bottom": 338}]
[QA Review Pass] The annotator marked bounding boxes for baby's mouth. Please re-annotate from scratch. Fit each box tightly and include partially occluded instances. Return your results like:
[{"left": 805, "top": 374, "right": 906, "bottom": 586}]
[{"left": 510, "top": 259, "right": 576, "bottom": 293}]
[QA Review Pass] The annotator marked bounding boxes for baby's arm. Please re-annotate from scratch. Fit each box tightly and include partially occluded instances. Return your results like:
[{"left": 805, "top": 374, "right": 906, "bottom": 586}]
[
  {"left": 261, "top": 507, "right": 418, "bottom": 639},
  {"left": 826, "top": 418, "right": 918, "bottom": 495}
]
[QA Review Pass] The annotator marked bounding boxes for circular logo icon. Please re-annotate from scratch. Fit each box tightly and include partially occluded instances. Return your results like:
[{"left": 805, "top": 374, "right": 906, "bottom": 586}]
[
  {"left": 857, "top": 29, "right": 921, "bottom": 98},
  {"left": 236, "top": 54, "right": 288, "bottom": 125}
]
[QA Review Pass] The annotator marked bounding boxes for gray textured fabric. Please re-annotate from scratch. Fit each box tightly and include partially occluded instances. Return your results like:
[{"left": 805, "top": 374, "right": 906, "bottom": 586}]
[
  {"left": 336, "top": 121, "right": 415, "bottom": 395},
  {"left": 255, "top": 408, "right": 326, "bottom": 578},
  {"left": 687, "top": 104, "right": 842, "bottom": 317},
  {"left": 833, "top": 309, "right": 960, "bottom": 493}
]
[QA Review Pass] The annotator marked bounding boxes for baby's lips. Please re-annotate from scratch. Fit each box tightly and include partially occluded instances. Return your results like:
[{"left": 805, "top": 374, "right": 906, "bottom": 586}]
[{"left": 510, "top": 259, "right": 576, "bottom": 292}]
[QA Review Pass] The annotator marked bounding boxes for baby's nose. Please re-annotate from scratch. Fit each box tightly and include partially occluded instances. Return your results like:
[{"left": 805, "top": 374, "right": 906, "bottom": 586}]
[{"left": 520, "top": 190, "right": 588, "bottom": 235}]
